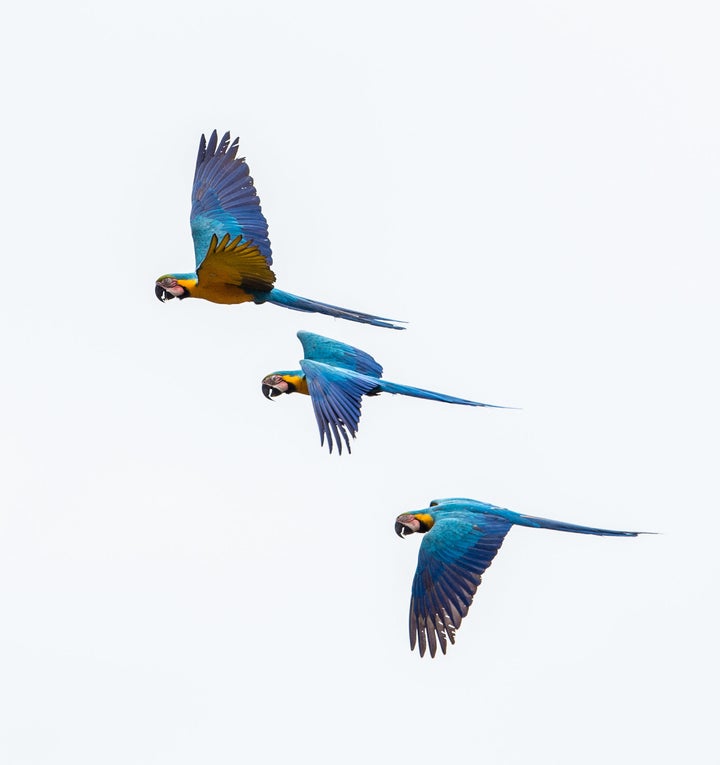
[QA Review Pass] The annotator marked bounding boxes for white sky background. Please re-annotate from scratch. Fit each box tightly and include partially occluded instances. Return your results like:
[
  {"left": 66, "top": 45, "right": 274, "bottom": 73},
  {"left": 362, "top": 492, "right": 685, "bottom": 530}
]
[{"left": 1, "top": 1, "right": 718, "bottom": 762}]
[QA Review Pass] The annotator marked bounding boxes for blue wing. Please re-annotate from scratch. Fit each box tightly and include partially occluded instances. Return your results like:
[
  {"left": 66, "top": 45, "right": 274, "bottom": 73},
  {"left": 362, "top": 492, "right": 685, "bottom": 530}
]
[
  {"left": 191, "top": 131, "right": 272, "bottom": 270},
  {"left": 299, "top": 360, "right": 379, "bottom": 455},
  {"left": 297, "top": 331, "right": 383, "bottom": 377},
  {"left": 410, "top": 514, "right": 513, "bottom": 657}
]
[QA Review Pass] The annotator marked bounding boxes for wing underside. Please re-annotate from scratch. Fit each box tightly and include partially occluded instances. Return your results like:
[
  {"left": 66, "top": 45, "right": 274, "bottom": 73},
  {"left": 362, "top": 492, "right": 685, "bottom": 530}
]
[{"left": 196, "top": 233, "right": 276, "bottom": 294}]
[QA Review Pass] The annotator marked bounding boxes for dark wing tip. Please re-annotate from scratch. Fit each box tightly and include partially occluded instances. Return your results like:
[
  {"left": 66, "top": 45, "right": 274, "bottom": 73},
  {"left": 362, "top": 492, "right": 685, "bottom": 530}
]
[
  {"left": 196, "top": 133, "right": 208, "bottom": 168},
  {"left": 198, "top": 130, "right": 238, "bottom": 163},
  {"left": 206, "top": 130, "right": 218, "bottom": 156}
]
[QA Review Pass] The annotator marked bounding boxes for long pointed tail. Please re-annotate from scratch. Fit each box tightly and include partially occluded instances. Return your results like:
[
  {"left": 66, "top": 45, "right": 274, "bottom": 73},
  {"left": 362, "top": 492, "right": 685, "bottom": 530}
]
[
  {"left": 513, "top": 512, "right": 646, "bottom": 536},
  {"left": 377, "top": 379, "right": 513, "bottom": 408},
  {"left": 260, "top": 289, "right": 405, "bottom": 330}
]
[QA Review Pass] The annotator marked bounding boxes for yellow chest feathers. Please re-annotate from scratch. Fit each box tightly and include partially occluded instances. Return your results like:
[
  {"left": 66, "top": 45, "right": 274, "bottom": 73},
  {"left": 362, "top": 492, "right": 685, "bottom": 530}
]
[{"left": 182, "top": 279, "right": 257, "bottom": 305}]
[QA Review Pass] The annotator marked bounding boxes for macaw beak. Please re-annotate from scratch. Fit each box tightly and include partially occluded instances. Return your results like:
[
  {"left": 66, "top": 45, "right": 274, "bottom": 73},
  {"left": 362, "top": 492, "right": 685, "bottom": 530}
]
[
  {"left": 262, "top": 383, "right": 283, "bottom": 400},
  {"left": 155, "top": 283, "right": 174, "bottom": 302},
  {"left": 262, "top": 375, "right": 290, "bottom": 400},
  {"left": 395, "top": 514, "right": 422, "bottom": 538}
]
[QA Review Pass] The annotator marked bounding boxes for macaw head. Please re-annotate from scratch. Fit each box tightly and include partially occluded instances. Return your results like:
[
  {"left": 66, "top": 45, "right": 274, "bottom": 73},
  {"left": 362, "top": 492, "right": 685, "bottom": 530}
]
[
  {"left": 261, "top": 372, "right": 308, "bottom": 399},
  {"left": 154, "top": 274, "right": 196, "bottom": 302},
  {"left": 395, "top": 512, "right": 435, "bottom": 538}
]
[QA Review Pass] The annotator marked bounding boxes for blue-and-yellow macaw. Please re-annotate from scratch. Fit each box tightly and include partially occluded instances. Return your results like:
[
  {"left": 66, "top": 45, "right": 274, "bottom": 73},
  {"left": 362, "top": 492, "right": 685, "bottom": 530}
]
[
  {"left": 154, "top": 131, "right": 403, "bottom": 330},
  {"left": 395, "top": 498, "right": 649, "bottom": 657},
  {"left": 261, "top": 331, "right": 511, "bottom": 454}
]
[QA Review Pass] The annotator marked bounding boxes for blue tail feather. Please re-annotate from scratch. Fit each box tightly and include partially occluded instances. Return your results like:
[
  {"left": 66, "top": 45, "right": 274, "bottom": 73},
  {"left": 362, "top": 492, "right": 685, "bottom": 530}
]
[
  {"left": 259, "top": 288, "right": 405, "bottom": 330},
  {"left": 377, "top": 379, "right": 511, "bottom": 408},
  {"left": 513, "top": 513, "right": 645, "bottom": 537}
]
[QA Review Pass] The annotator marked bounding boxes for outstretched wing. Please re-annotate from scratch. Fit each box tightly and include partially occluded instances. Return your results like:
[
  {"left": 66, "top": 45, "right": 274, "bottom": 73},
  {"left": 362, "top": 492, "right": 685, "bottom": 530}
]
[
  {"left": 300, "top": 360, "right": 379, "bottom": 455},
  {"left": 410, "top": 514, "right": 513, "bottom": 657},
  {"left": 191, "top": 131, "right": 272, "bottom": 270},
  {"left": 297, "top": 331, "right": 383, "bottom": 377},
  {"left": 196, "top": 233, "right": 276, "bottom": 294}
]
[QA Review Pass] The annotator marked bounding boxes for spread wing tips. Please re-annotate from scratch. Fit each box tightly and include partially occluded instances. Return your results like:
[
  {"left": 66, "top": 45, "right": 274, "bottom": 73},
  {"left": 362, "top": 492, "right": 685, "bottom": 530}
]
[{"left": 196, "top": 132, "right": 207, "bottom": 169}]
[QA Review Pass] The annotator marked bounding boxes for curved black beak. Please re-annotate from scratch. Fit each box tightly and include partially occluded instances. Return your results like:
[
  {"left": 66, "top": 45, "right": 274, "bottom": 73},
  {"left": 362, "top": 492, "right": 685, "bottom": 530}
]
[
  {"left": 155, "top": 284, "right": 173, "bottom": 302},
  {"left": 395, "top": 520, "right": 408, "bottom": 538},
  {"left": 262, "top": 383, "right": 282, "bottom": 401}
]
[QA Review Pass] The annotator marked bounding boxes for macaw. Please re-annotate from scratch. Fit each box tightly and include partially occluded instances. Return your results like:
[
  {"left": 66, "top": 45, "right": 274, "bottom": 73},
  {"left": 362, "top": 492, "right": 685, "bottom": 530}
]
[
  {"left": 154, "top": 131, "right": 403, "bottom": 330},
  {"left": 261, "top": 331, "right": 511, "bottom": 454},
  {"left": 395, "top": 497, "right": 649, "bottom": 657}
]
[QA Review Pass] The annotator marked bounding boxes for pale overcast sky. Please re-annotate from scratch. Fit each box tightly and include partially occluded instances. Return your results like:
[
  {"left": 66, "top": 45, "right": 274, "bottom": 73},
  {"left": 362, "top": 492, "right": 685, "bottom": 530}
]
[{"left": 1, "top": 2, "right": 718, "bottom": 763}]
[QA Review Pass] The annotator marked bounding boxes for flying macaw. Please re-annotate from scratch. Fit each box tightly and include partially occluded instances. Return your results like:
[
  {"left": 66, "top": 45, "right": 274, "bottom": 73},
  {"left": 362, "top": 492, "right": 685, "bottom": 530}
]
[
  {"left": 261, "top": 331, "right": 511, "bottom": 454},
  {"left": 154, "top": 131, "right": 403, "bottom": 330},
  {"left": 395, "top": 497, "right": 649, "bottom": 657}
]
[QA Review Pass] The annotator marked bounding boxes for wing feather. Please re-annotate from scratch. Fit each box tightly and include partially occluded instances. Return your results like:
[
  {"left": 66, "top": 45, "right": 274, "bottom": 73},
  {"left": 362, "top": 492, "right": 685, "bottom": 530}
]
[
  {"left": 300, "top": 360, "right": 379, "bottom": 455},
  {"left": 196, "top": 233, "right": 276, "bottom": 293},
  {"left": 297, "top": 331, "right": 383, "bottom": 378},
  {"left": 409, "top": 515, "right": 512, "bottom": 657},
  {"left": 191, "top": 130, "right": 272, "bottom": 269}
]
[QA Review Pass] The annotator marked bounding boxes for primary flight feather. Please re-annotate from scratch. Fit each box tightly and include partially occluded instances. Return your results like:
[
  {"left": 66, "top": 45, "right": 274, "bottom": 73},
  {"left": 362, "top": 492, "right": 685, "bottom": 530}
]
[
  {"left": 154, "top": 131, "right": 403, "bottom": 330},
  {"left": 395, "top": 497, "right": 651, "bottom": 657},
  {"left": 262, "top": 331, "right": 511, "bottom": 454}
]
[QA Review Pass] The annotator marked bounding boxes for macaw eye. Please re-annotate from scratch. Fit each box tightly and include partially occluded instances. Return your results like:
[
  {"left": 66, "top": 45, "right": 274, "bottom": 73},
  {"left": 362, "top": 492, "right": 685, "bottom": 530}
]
[{"left": 161, "top": 277, "right": 176, "bottom": 287}]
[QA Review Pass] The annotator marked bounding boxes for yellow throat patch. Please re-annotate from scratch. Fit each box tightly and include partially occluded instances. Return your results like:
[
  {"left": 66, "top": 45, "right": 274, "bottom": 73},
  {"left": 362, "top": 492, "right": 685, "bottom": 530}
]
[
  {"left": 282, "top": 374, "right": 310, "bottom": 396},
  {"left": 413, "top": 513, "right": 435, "bottom": 531}
]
